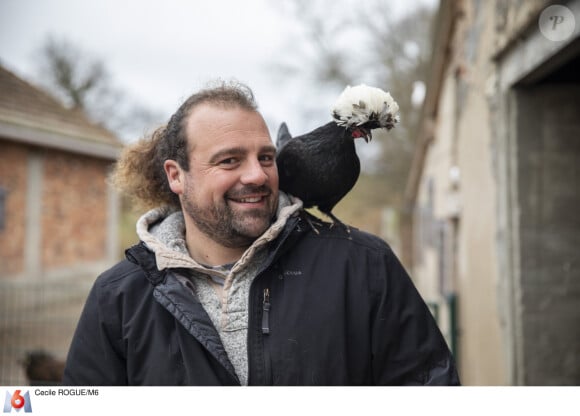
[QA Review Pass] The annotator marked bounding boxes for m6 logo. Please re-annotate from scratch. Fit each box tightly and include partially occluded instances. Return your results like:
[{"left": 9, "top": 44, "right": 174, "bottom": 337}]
[{"left": 3, "top": 391, "right": 32, "bottom": 413}]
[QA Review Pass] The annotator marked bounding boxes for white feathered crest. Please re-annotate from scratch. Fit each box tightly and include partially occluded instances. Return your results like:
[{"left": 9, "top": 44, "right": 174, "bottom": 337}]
[{"left": 331, "top": 84, "right": 400, "bottom": 130}]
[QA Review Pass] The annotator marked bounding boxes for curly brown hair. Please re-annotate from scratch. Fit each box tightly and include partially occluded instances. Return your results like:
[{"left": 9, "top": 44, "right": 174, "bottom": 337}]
[{"left": 111, "top": 80, "right": 258, "bottom": 211}]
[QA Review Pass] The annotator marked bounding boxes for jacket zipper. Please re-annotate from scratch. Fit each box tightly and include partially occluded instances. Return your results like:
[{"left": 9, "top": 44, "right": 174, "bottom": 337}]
[
  {"left": 247, "top": 217, "right": 302, "bottom": 384},
  {"left": 262, "top": 288, "right": 273, "bottom": 384},
  {"left": 262, "top": 288, "right": 271, "bottom": 334}
]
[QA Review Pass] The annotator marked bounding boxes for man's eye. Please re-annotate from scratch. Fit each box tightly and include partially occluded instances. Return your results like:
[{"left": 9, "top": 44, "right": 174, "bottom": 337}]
[
  {"left": 259, "top": 154, "right": 275, "bottom": 164},
  {"left": 219, "top": 158, "right": 239, "bottom": 165}
]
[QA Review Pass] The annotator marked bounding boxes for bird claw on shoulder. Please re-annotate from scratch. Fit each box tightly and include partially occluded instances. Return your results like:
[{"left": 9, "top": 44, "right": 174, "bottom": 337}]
[
  {"left": 299, "top": 211, "right": 326, "bottom": 235},
  {"left": 325, "top": 212, "right": 351, "bottom": 234},
  {"left": 300, "top": 211, "right": 351, "bottom": 236},
  {"left": 304, "top": 215, "right": 322, "bottom": 235}
]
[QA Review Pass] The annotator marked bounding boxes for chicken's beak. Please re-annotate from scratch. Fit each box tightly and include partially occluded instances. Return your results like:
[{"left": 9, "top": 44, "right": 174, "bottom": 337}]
[{"left": 352, "top": 127, "right": 372, "bottom": 142}]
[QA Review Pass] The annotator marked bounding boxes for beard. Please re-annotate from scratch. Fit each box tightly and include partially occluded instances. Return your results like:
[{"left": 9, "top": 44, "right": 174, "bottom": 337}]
[{"left": 182, "top": 184, "right": 278, "bottom": 249}]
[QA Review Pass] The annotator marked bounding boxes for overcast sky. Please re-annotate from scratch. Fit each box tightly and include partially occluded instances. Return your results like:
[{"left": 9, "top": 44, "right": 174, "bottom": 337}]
[{"left": 0, "top": 0, "right": 436, "bottom": 142}]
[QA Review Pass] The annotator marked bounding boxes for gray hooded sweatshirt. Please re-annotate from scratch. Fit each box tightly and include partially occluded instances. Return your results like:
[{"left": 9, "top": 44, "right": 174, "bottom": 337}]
[{"left": 136, "top": 192, "right": 302, "bottom": 385}]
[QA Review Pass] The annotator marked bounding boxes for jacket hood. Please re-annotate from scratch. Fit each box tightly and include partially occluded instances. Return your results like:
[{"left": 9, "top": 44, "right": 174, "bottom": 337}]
[{"left": 136, "top": 192, "right": 303, "bottom": 274}]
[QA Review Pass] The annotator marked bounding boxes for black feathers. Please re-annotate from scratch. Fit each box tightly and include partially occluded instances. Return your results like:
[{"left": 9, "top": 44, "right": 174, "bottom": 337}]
[
  {"left": 276, "top": 84, "right": 399, "bottom": 231},
  {"left": 276, "top": 122, "right": 360, "bottom": 226}
]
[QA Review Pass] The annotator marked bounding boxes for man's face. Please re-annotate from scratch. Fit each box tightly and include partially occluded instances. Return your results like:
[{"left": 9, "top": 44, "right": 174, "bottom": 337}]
[{"left": 170, "top": 103, "right": 279, "bottom": 249}]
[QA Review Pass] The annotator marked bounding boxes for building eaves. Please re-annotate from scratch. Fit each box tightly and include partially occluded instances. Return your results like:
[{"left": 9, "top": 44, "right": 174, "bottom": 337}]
[{"left": 0, "top": 64, "right": 122, "bottom": 160}]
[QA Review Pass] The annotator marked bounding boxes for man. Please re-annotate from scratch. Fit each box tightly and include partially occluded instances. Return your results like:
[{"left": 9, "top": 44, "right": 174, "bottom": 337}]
[{"left": 63, "top": 81, "right": 459, "bottom": 385}]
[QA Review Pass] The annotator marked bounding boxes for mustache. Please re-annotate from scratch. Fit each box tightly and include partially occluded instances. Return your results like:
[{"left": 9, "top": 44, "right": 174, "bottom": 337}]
[{"left": 225, "top": 185, "right": 272, "bottom": 199}]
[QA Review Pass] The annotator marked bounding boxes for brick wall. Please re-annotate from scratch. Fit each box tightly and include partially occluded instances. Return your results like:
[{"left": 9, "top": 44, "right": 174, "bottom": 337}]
[
  {"left": 0, "top": 140, "right": 115, "bottom": 277},
  {"left": 0, "top": 140, "right": 117, "bottom": 384},
  {"left": 42, "top": 149, "right": 110, "bottom": 269},
  {"left": 0, "top": 141, "right": 28, "bottom": 276}
]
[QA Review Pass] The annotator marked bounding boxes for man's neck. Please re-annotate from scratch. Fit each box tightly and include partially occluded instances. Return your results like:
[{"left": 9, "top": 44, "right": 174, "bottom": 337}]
[{"left": 184, "top": 223, "right": 249, "bottom": 267}]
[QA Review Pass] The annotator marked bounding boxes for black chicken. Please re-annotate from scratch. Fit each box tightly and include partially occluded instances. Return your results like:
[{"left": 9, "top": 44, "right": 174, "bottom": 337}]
[{"left": 276, "top": 84, "right": 399, "bottom": 231}]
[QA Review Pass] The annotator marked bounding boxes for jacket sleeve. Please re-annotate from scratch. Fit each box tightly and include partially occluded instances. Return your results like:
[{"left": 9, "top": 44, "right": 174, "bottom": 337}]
[
  {"left": 62, "top": 277, "right": 128, "bottom": 385},
  {"left": 370, "top": 248, "right": 460, "bottom": 385}
]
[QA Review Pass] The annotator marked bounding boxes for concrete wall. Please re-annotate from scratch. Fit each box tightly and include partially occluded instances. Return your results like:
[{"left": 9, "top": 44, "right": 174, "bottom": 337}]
[
  {"left": 515, "top": 85, "right": 580, "bottom": 385},
  {"left": 413, "top": 0, "right": 513, "bottom": 385},
  {"left": 452, "top": 0, "right": 507, "bottom": 385},
  {"left": 493, "top": 0, "right": 580, "bottom": 385},
  {"left": 413, "top": 75, "right": 463, "bottom": 369},
  {"left": 412, "top": 0, "right": 580, "bottom": 386}
]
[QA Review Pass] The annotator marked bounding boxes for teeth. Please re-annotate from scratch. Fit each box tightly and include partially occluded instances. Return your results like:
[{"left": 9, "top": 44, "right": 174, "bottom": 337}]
[{"left": 239, "top": 197, "right": 262, "bottom": 203}]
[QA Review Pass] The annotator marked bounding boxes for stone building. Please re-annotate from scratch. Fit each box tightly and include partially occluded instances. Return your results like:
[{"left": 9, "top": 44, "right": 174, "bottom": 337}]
[
  {"left": 404, "top": 0, "right": 580, "bottom": 385},
  {"left": 0, "top": 64, "right": 122, "bottom": 384}
]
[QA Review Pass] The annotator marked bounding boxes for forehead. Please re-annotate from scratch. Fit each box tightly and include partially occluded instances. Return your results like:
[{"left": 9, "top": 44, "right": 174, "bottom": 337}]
[{"left": 185, "top": 103, "right": 272, "bottom": 152}]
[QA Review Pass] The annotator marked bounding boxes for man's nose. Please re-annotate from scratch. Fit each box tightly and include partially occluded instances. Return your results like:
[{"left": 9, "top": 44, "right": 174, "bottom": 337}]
[{"left": 240, "top": 159, "right": 268, "bottom": 185}]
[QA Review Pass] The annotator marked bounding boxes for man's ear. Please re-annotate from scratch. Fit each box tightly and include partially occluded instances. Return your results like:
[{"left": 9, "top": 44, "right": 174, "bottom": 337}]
[{"left": 164, "top": 160, "right": 185, "bottom": 195}]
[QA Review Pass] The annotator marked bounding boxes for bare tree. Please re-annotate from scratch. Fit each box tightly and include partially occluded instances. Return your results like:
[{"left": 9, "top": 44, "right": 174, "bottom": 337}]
[
  {"left": 35, "top": 36, "right": 162, "bottom": 142},
  {"left": 38, "top": 36, "right": 109, "bottom": 111}
]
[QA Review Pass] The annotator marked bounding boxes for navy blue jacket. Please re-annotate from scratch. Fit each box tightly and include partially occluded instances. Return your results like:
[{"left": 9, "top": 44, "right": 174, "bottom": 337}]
[{"left": 63, "top": 214, "right": 460, "bottom": 385}]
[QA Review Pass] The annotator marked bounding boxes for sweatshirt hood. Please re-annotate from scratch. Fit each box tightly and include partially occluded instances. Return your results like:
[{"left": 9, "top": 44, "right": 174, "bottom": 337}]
[{"left": 136, "top": 192, "right": 302, "bottom": 273}]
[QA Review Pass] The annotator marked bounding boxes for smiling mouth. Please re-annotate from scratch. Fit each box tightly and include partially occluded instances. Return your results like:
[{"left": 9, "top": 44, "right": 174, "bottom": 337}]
[
  {"left": 228, "top": 194, "right": 269, "bottom": 204},
  {"left": 227, "top": 186, "right": 272, "bottom": 205},
  {"left": 234, "top": 196, "right": 263, "bottom": 203}
]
